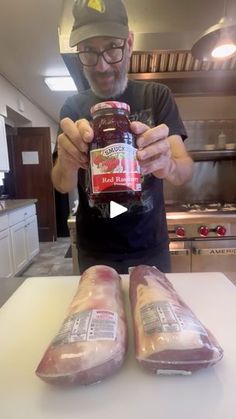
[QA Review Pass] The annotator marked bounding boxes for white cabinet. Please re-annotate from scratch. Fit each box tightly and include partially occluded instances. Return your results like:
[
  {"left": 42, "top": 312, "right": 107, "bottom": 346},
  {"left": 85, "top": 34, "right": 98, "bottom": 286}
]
[
  {"left": 0, "top": 115, "right": 9, "bottom": 172},
  {"left": 10, "top": 221, "right": 28, "bottom": 274},
  {"left": 25, "top": 215, "right": 39, "bottom": 260},
  {"left": 9, "top": 205, "right": 39, "bottom": 275},
  {"left": 0, "top": 203, "right": 39, "bottom": 278},
  {"left": 0, "top": 228, "right": 14, "bottom": 278}
]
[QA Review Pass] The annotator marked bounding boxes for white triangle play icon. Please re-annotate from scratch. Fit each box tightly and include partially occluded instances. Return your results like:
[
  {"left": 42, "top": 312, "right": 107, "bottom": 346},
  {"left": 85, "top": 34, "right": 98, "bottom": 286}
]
[{"left": 110, "top": 201, "right": 128, "bottom": 218}]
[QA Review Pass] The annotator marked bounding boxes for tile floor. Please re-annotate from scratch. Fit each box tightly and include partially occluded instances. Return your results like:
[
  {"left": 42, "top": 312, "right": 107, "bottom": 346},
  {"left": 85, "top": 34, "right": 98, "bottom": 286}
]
[
  {"left": 0, "top": 237, "right": 73, "bottom": 308},
  {"left": 21, "top": 237, "right": 73, "bottom": 278}
]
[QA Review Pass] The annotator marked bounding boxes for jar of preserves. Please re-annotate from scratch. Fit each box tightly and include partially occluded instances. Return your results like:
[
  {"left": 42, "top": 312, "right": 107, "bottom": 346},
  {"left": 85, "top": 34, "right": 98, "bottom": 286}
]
[{"left": 88, "top": 101, "right": 141, "bottom": 208}]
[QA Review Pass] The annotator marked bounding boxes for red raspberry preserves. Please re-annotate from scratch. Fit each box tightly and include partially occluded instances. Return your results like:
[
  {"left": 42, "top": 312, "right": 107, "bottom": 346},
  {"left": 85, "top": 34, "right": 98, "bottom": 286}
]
[{"left": 88, "top": 101, "right": 141, "bottom": 207}]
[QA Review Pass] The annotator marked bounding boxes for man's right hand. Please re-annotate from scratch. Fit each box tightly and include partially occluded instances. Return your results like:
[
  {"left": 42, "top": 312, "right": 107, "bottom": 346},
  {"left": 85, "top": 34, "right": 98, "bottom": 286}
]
[{"left": 57, "top": 118, "right": 94, "bottom": 171}]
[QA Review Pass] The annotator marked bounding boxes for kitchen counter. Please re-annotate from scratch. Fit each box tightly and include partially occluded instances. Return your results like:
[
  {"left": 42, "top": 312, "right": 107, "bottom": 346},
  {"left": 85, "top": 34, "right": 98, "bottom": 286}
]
[
  {"left": 189, "top": 149, "right": 236, "bottom": 161},
  {"left": 0, "top": 199, "right": 37, "bottom": 214},
  {"left": 0, "top": 272, "right": 236, "bottom": 419}
]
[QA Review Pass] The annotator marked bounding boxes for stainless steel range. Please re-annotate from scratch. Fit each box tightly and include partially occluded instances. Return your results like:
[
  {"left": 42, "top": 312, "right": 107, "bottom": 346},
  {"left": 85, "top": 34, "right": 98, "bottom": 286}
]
[
  {"left": 68, "top": 202, "right": 236, "bottom": 274},
  {"left": 167, "top": 202, "right": 236, "bottom": 273}
]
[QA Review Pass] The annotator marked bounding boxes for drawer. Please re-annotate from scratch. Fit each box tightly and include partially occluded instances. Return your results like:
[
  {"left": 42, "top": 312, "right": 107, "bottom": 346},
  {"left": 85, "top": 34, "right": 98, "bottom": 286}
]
[
  {"left": 9, "top": 205, "right": 36, "bottom": 226},
  {"left": 0, "top": 214, "right": 9, "bottom": 231}
]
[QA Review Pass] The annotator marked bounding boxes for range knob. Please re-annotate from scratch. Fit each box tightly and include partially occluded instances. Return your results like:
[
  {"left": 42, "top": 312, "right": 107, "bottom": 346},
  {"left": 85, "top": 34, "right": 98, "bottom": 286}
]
[
  {"left": 216, "top": 225, "right": 226, "bottom": 236},
  {"left": 199, "top": 226, "right": 210, "bottom": 237},
  {"left": 175, "top": 226, "right": 185, "bottom": 237}
]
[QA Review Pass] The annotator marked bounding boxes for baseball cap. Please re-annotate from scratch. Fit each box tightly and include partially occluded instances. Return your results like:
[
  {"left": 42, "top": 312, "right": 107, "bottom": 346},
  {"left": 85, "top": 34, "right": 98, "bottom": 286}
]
[{"left": 69, "top": 0, "right": 129, "bottom": 47}]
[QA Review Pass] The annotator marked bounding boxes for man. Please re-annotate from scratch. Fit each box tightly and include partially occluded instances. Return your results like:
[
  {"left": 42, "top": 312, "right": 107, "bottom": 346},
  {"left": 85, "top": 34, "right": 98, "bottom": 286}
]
[{"left": 52, "top": 0, "right": 193, "bottom": 274}]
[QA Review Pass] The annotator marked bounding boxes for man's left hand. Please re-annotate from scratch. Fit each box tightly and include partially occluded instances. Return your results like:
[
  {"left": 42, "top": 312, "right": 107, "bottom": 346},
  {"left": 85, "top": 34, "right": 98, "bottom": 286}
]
[
  {"left": 131, "top": 121, "right": 194, "bottom": 185},
  {"left": 131, "top": 121, "right": 174, "bottom": 178}
]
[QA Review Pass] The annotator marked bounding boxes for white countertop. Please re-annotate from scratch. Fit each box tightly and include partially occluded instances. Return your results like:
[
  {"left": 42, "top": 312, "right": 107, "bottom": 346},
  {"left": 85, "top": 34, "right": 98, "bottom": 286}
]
[{"left": 0, "top": 272, "right": 235, "bottom": 419}]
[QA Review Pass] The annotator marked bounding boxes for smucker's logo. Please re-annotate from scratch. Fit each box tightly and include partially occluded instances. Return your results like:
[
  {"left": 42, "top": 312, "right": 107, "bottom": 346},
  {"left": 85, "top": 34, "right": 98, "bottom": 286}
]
[{"left": 88, "top": 0, "right": 105, "bottom": 13}]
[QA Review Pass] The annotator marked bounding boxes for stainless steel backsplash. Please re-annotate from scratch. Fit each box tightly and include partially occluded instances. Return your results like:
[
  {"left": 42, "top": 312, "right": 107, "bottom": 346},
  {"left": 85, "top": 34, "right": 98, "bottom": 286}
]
[
  {"left": 164, "top": 160, "right": 236, "bottom": 203},
  {"left": 183, "top": 120, "right": 236, "bottom": 150},
  {"left": 164, "top": 119, "right": 236, "bottom": 204}
]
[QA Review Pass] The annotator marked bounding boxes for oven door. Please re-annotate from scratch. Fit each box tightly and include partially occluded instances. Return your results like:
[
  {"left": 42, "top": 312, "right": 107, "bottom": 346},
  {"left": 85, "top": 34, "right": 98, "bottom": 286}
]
[
  {"left": 169, "top": 241, "right": 191, "bottom": 273},
  {"left": 192, "top": 239, "right": 236, "bottom": 272}
]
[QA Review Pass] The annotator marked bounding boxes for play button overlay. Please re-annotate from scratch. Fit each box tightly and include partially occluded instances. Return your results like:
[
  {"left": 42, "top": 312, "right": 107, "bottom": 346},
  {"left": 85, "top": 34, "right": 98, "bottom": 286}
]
[{"left": 110, "top": 201, "right": 128, "bottom": 218}]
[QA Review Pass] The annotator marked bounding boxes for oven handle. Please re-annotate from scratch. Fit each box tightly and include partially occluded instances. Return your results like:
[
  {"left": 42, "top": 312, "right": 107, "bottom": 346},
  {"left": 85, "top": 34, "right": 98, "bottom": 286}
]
[
  {"left": 192, "top": 247, "right": 236, "bottom": 256},
  {"left": 169, "top": 249, "right": 190, "bottom": 256}
]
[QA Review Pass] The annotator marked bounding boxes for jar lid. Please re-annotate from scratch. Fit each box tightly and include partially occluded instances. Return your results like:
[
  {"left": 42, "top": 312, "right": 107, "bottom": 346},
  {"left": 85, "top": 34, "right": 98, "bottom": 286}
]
[{"left": 90, "top": 101, "right": 130, "bottom": 115}]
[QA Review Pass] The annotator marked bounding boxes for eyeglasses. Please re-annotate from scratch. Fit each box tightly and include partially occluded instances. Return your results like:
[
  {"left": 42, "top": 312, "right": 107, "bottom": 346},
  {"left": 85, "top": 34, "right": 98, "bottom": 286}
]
[{"left": 77, "top": 41, "right": 126, "bottom": 67}]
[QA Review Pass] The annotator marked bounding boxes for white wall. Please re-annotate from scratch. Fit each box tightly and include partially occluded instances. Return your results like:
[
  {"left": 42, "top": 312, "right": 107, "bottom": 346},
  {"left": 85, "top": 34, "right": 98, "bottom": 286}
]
[
  {"left": 0, "top": 74, "right": 58, "bottom": 146},
  {"left": 176, "top": 96, "right": 236, "bottom": 120}
]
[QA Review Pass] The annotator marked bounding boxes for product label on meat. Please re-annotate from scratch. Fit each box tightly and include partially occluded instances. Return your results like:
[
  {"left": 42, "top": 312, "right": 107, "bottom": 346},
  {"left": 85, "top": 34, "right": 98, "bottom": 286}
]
[
  {"left": 52, "top": 310, "right": 118, "bottom": 345},
  {"left": 140, "top": 301, "right": 207, "bottom": 336},
  {"left": 90, "top": 143, "right": 141, "bottom": 193}
]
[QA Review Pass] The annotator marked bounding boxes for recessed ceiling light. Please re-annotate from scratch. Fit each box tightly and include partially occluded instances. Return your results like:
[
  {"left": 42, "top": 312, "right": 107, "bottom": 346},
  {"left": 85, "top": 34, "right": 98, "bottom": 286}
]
[{"left": 44, "top": 76, "right": 77, "bottom": 91}]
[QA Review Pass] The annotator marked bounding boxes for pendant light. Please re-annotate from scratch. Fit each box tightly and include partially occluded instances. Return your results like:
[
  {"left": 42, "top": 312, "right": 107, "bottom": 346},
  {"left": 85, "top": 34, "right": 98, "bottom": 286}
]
[{"left": 191, "top": 0, "right": 236, "bottom": 61}]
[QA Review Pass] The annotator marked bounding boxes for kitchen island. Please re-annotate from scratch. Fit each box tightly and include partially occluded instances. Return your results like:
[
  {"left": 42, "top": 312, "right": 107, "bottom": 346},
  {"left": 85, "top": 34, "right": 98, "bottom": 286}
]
[{"left": 0, "top": 272, "right": 235, "bottom": 419}]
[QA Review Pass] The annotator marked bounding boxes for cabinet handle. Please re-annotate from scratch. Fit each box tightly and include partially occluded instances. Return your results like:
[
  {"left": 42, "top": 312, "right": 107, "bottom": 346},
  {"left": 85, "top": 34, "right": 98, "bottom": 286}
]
[{"left": 170, "top": 249, "right": 189, "bottom": 256}]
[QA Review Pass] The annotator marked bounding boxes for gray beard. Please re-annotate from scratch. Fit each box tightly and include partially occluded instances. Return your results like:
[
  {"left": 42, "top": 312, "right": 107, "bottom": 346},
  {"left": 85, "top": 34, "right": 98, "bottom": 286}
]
[{"left": 83, "top": 58, "right": 129, "bottom": 99}]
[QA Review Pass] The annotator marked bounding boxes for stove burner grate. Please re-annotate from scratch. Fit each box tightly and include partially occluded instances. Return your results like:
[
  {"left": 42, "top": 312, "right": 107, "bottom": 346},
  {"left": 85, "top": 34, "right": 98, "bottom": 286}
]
[{"left": 173, "top": 202, "right": 236, "bottom": 213}]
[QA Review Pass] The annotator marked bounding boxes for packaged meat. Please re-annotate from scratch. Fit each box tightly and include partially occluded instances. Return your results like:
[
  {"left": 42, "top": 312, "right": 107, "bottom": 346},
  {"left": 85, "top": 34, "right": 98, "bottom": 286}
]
[
  {"left": 36, "top": 265, "right": 127, "bottom": 385},
  {"left": 129, "top": 265, "right": 223, "bottom": 375}
]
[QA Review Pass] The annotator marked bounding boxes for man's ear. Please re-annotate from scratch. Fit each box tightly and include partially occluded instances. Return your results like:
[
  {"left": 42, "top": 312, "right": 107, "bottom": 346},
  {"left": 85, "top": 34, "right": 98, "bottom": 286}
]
[{"left": 126, "top": 31, "right": 134, "bottom": 58}]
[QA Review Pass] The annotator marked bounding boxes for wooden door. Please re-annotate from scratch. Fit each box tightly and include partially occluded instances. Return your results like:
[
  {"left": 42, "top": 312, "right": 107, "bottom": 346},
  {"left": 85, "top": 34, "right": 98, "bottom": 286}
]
[{"left": 7, "top": 127, "right": 56, "bottom": 241}]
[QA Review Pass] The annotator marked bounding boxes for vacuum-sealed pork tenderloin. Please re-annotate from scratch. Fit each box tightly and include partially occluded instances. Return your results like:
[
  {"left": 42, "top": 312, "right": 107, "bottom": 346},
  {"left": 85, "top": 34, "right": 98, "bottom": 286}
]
[
  {"left": 36, "top": 265, "right": 127, "bottom": 385},
  {"left": 129, "top": 265, "right": 223, "bottom": 374}
]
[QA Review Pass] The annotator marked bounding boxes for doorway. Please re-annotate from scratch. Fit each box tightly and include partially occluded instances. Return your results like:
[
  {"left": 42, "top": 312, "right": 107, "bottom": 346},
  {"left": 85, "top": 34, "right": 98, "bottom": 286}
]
[{"left": 6, "top": 126, "right": 57, "bottom": 241}]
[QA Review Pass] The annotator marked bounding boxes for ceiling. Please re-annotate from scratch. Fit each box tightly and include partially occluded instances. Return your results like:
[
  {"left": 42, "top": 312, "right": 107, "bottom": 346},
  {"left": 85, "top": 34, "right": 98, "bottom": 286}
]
[{"left": 0, "top": 0, "right": 236, "bottom": 123}]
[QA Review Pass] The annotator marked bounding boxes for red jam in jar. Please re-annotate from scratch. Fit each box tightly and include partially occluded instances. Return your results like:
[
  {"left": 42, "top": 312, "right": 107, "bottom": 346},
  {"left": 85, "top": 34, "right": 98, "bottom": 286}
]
[{"left": 88, "top": 101, "right": 141, "bottom": 206}]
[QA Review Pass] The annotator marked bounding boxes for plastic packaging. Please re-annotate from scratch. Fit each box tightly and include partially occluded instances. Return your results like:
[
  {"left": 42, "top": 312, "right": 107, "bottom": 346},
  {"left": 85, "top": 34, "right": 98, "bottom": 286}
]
[
  {"left": 88, "top": 101, "right": 141, "bottom": 207},
  {"left": 36, "top": 265, "right": 128, "bottom": 385},
  {"left": 129, "top": 265, "right": 223, "bottom": 375}
]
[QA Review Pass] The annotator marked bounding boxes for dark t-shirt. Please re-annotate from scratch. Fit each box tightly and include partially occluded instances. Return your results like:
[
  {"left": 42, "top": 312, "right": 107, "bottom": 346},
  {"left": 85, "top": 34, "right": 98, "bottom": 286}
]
[{"left": 59, "top": 80, "right": 187, "bottom": 258}]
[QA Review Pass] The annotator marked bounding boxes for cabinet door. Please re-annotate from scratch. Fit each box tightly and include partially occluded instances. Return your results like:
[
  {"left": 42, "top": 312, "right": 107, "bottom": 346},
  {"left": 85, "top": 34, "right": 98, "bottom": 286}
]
[
  {"left": 0, "top": 115, "right": 9, "bottom": 172},
  {"left": 26, "top": 215, "right": 39, "bottom": 260},
  {"left": 0, "top": 229, "right": 14, "bottom": 278},
  {"left": 11, "top": 221, "right": 28, "bottom": 274},
  {"left": 8, "top": 204, "right": 35, "bottom": 227}
]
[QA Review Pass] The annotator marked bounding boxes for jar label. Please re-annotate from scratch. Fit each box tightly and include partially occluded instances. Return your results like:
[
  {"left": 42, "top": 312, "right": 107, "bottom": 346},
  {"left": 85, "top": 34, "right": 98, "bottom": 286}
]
[{"left": 90, "top": 143, "right": 141, "bottom": 194}]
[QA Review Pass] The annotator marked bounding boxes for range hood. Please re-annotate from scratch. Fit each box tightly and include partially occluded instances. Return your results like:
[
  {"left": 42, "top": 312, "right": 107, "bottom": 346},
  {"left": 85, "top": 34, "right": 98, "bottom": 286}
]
[{"left": 59, "top": 0, "right": 236, "bottom": 96}]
